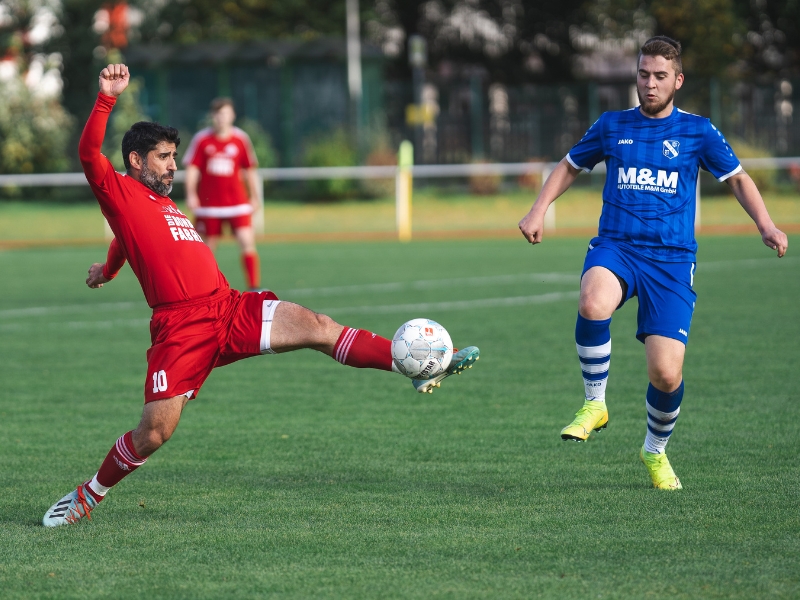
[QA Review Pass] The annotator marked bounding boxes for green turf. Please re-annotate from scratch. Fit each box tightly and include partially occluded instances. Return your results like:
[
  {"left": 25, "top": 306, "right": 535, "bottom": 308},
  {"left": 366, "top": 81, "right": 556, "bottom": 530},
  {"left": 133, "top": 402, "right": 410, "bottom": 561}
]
[
  {"left": 2, "top": 189, "right": 799, "bottom": 242},
  {"left": 0, "top": 236, "right": 798, "bottom": 599}
]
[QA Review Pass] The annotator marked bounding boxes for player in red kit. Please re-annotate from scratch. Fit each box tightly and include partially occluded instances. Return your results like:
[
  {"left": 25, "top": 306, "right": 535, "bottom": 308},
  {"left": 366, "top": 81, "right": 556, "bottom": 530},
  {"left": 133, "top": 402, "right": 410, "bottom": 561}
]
[
  {"left": 184, "top": 98, "right": 262, "bottom": 290},
  {"left": 42, "top": 64, "right": 480, "bottom": 527}
]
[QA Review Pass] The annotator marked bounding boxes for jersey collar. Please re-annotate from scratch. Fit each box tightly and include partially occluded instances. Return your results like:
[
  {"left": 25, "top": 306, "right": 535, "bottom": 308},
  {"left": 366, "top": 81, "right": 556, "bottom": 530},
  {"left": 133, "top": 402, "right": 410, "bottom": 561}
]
[{"left": 634, "top": 105, "right": 678, "bottom": 122}]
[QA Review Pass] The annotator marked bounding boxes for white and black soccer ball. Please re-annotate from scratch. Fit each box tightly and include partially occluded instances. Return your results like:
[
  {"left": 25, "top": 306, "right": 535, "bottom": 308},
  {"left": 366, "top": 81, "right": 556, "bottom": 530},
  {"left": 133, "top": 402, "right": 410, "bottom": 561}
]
[{"left": 391, "top": 318, "right": 453, "bottom": 379}]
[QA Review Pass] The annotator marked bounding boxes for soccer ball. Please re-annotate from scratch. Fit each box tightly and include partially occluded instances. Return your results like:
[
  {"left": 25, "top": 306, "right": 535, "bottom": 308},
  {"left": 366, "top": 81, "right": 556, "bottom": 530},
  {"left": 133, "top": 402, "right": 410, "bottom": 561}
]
[{"left": 391, "top": 318, "right": 453, "bottom": 379}]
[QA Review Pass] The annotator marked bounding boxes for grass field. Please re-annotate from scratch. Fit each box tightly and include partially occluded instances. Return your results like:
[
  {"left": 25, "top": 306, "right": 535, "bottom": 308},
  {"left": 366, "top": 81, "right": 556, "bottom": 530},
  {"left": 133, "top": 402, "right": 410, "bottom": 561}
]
[
  {"left": 2, "top": 188, "right": 799, "bottom": 244},
  {"left": 0, "top": 236, "right": 798, "bottom": 598}
]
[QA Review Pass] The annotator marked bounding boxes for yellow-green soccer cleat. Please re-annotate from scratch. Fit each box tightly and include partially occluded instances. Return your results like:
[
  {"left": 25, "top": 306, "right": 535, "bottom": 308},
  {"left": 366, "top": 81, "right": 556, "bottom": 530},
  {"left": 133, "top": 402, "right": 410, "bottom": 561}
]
[
  {"left": 560, "top": 400, "right": 609, "bottom": 441},
  {"left": 640, "top": 446, "right": 682, "bottom": 490}
]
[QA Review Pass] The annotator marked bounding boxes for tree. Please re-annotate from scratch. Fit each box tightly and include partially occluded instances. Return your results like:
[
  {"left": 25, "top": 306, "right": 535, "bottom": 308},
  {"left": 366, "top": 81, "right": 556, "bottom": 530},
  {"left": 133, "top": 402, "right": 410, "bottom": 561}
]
[
  {"left": 133, "top": 0, "right": 375, "bottom": 44},
  {"left": 367, "top": 0, "right": 587, "bottom": 83},
  {"left": 0, "top": 0, "right": 74, "bottom": 174},
  {"left": 648, "top": 0, "right": 742, "bottom": 77},
  {"left": 732, "top": 0, "right": 800, "bottom": 79}
]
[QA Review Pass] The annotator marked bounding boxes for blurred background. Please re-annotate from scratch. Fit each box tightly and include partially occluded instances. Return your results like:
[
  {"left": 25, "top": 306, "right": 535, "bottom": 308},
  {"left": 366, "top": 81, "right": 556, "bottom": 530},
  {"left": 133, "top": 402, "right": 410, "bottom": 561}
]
[{"left": 1, "top": 0, "right": 799, "bottom": 243}]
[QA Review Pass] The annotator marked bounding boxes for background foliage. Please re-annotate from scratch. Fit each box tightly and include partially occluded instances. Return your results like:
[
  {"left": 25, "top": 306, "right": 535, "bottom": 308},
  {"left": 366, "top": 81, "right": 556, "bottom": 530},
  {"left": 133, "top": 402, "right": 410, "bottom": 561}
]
[{"left": 0, "top": 0, "right": 798, "bottom": 175}]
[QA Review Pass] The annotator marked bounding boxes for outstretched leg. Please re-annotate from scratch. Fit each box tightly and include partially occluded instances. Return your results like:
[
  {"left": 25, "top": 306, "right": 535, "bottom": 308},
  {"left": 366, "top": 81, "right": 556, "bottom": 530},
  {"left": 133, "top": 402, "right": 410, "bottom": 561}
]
[
  {"left": 42, "top": 395, "right": 188, "bottom": 527},
  {"left": 266, "top": 302, "right": 479, "bottom": 391},
  {"left": 268, "top": 302, "right": 395, "bottom": 371}
]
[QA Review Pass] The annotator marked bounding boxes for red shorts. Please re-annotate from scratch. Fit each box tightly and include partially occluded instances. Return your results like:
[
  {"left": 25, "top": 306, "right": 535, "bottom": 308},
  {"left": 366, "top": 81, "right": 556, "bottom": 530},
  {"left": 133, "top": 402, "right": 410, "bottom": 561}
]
[
  {"left": 195, "top": 214, "right": 252, "bottom": 237},
  {"left": 145, "top": 288, "right": 280, "bottom": 403}
]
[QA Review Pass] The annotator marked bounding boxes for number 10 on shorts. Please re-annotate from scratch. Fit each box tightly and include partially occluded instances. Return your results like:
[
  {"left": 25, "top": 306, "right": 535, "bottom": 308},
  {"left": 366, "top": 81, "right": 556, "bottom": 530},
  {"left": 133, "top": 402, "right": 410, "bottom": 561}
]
[{"left": 152, "top": 370, "right": 168, "bottom": 393}]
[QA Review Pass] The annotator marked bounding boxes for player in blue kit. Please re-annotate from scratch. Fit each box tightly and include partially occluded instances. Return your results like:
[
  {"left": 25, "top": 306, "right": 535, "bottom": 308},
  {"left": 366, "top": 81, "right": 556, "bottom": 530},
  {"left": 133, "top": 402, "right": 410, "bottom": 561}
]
[{"left": 518, "top": 36, "right": 788, "bottom": 489}]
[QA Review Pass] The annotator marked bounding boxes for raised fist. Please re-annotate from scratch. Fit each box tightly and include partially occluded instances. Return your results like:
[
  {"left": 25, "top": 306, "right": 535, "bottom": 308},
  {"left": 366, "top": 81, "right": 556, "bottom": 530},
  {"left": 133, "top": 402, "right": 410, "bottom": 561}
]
[{"left": 99, "top": 63, "right": 130, "bottom": 97}]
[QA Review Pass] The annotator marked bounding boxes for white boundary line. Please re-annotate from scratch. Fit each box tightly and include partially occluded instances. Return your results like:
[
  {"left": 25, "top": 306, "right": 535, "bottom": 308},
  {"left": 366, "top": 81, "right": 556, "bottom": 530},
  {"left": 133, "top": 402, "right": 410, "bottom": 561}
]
[
  {"left": 284, "top": 271, "right": 577, "bottom": 297},
  {"left": 0, "top": 291, "right": 580, "bottom": 331},
  {"left": 0, "top": 271, "right": 578, "bottom": 319},
  {"left": 318, "top": 291, "right": 580, "bottom": 316},
  {"left": 0, "top": 257, "right": 794, "bottom": 322}
]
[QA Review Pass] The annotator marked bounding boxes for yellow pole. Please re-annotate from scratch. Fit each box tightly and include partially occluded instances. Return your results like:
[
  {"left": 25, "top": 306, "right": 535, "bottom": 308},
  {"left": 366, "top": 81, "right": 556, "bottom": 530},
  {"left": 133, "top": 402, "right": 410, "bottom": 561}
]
[{"left": 396, "top": 140, "right": 413, "bottom": 242}]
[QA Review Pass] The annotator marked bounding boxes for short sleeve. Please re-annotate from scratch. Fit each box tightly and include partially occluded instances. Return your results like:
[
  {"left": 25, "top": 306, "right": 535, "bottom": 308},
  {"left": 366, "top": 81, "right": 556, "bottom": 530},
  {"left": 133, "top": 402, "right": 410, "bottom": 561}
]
[
  {"left": 237, "top": 131, "right": 257, "bottom": 168},
  {"left": 566, "top": 114, "right": 606, "bottom": 173},
  {"left": 182, "top": 131, "right": 207, "bottom": 168},
  {"left": 699, "top": 120, "right": 742, "bottom": 182}
]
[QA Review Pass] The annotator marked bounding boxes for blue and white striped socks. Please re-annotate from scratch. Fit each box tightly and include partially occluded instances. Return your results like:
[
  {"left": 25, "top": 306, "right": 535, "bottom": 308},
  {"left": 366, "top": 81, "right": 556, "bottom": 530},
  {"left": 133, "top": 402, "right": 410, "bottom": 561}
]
[
  {"left": 575, "top": 314, "right": 611, "bottom": 402},
  {"left": 644, "top": 382, "right": 684, "bottom": 454}
]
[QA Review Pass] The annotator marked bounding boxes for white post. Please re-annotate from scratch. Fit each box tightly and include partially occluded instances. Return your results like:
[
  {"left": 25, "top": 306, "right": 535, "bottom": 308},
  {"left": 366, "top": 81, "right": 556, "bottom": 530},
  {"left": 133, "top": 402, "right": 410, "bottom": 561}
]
[
  {"left": 346, "top": 0, "right": 362, "bottom": 104},
  {"left": 695, "top": 172, "right": 701, "bottom": 232},
  {"left": 253, "top": 171, "right": 265, "bottom": 234},
  {"left": 542, "top": 167, "right": 556, "bottom": 230},
  {"left": 104, "top": 218, "right": 113, "bottom": 240}
]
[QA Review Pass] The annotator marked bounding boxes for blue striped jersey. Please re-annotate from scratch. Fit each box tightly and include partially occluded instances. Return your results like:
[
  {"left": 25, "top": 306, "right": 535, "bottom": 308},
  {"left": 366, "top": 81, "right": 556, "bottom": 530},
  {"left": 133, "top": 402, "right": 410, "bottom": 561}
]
[{"left": 566, "top": 106, "right": 741, "bottom": 262}]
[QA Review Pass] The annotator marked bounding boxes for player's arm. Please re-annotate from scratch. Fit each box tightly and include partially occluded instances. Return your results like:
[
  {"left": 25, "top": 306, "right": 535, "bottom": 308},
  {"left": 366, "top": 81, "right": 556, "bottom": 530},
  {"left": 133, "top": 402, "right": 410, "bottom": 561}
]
[
  {"left": 244, "top": 167, "right": 261, "bottom": 209},
  {"left": 87, "top": 237, "right": 127, "bottom": 288},
  {"left": 518, "top": 158, "right": 581, "bottom": 244},
  {"left": 726, "top": 172, "right": 788, "bottom": 257},
  {"left": 185, "top": 164, "right": 201, "bottom": 214},
  {"left": 79, "top": 64, "right": 130, "bottom": 185}
]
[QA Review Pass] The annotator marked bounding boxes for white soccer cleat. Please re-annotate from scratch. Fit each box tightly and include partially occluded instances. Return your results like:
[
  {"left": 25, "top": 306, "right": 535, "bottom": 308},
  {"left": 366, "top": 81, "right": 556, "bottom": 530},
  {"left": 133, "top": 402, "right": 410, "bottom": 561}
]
[
  {"left": 42, "top": 484, "right": 98, "bottom": 527},
  {"left": 412, "top": 346, "right": 480, "bottom": 393}
]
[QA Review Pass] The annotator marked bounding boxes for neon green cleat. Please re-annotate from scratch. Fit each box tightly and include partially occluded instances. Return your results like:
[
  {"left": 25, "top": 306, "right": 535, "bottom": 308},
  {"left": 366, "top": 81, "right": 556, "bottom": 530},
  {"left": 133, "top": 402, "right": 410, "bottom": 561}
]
[
  {"left": 560, "top": 400, "right": 608, "bottom": 441},
  {"left": 640, "top": 446, "right": 682, "bottom": 490}
]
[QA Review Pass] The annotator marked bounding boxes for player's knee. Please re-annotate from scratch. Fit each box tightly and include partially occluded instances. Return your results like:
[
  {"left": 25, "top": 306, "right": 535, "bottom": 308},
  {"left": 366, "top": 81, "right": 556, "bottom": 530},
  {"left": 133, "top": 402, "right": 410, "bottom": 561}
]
[
  {"left": 312, "top": 312, "right": 338, "bottom": 335},
  {"left": 135, "top": 422, "right": 176, "bottom": 454},
  {"left": 579, "top": 295, "right": 615, "bottom": 320},
  {"left": 649, "top": 366, "right": 682, "bottom": 392}
]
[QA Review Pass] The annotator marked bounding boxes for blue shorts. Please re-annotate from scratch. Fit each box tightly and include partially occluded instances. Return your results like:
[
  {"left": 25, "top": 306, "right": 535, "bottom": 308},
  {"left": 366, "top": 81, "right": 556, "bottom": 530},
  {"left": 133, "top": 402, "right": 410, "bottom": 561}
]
[{"left": 582, "top": 238, "right": 696, "bottom": 345}]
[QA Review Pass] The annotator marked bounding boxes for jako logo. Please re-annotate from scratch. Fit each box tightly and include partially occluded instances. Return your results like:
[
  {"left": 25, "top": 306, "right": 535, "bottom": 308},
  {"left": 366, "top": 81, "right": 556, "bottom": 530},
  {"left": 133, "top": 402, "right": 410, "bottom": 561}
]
[
  {"left": 618, "top": 139, "right": 633, "bottom": 144},
  {"left": 618, "top": 167, "right": 678, "bottom": 189}
]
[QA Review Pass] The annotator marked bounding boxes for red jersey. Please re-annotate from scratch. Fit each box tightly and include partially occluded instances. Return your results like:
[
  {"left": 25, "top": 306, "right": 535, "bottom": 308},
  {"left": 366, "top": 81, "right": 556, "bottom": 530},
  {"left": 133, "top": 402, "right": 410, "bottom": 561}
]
[
  {"left": 182, "top": 127, "right": 257, "bottom": 217},
  {"left": 81, "top": 93, "right": 229, "bottom": 308}
]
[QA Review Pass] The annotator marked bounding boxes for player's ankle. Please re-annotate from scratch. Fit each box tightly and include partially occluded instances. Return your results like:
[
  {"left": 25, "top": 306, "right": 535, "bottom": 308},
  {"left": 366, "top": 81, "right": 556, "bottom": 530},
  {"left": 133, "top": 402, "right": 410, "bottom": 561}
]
[{"left": 83, "top": 481, "right": 105, "bottom": 504}]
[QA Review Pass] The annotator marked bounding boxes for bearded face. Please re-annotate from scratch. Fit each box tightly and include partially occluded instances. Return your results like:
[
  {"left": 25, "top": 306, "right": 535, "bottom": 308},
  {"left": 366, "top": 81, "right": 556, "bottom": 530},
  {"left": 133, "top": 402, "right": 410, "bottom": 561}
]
[
  {"left": 636, "top": 54, "right": 683, "bottom": 118},
  {"left": 637, "top": 84, "right": 677, "bottom": 116},
  {"left": 140, "top": 155, "right": 174, "bottom": 196}
]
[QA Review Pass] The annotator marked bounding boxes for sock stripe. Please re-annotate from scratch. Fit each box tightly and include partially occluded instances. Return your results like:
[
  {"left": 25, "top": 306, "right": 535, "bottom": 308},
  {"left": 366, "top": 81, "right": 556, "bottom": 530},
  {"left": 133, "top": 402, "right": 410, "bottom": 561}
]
[
  {"left": 335, "top": 327, "right": 359, "bottom": 364},
  {"left": 646, "top": 411, "right": 680, "bottom": 426},
  {"left": 580, "top": 355, "right": 611, "bottom": 366},
  {"left": 647, "top": 423, "right": 675, "bottom": 437},
  {"left": 647, "top": 415, "right": 677, "bottom": 433},
  {"left": 646, "top": 402, "right": 681, "bottom": 422},
  {"left": 582, "top": 370, "right": 610, "bottom": 381},
  {"left": 576, "top": 340, "right": 611, "bottom": 359},
  {"left": 115, "top": 436, "right": 146, "bottom": 467},
  {"left": 580, "top": 360, "right": 610, "bottom": 374}
]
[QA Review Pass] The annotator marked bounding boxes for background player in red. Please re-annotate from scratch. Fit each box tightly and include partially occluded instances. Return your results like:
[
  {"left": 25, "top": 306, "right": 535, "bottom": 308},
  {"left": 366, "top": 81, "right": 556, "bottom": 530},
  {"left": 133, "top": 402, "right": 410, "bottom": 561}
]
[
  {"left": 42, "top": 64, "right": 480, "bottom": 527},
  {"left": 183, "top": 98, "right": 263, "bottom": 290}
]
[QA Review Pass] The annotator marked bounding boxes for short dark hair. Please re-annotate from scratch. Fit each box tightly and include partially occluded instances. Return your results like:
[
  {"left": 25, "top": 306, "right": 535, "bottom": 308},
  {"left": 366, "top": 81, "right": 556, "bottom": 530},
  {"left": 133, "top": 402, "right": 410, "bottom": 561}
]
[
  {"left": 121, "top": 122, "right": 181, "bottom": 171},
  {"left": 210, "top": 97, "right": 235, "bottom": 113},
  {"left": 639, "top": 36, "right": 682, "bottom": 75}
]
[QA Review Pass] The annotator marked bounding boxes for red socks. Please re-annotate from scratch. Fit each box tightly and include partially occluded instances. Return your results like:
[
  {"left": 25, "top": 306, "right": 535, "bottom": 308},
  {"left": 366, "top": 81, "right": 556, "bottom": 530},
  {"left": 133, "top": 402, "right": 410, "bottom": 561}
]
[
  {"left": 85, "top": 431, "right": 147, "bottom": 502},
  {"left": 334, "top": 327, "right": 393, "bottom": 371},
  {"left": 242, "top": 252, "right": 260, "bottom": 289}
]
